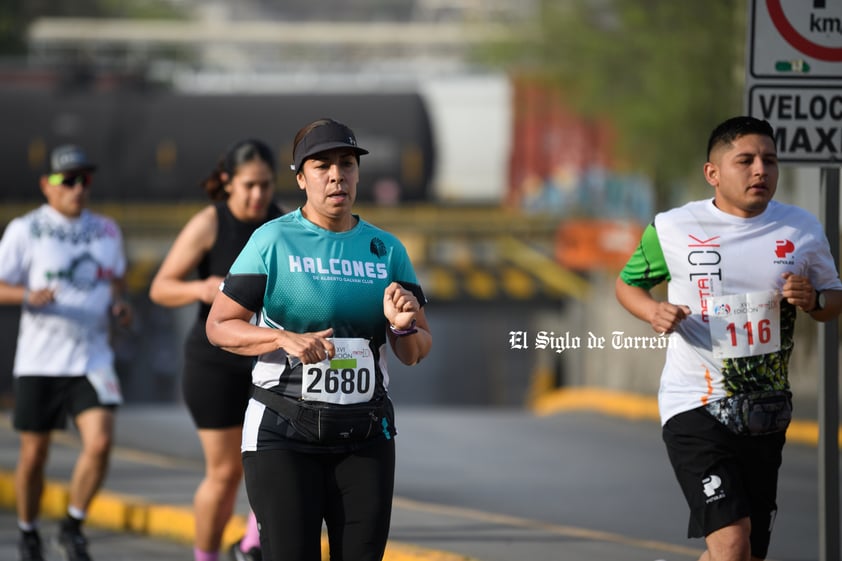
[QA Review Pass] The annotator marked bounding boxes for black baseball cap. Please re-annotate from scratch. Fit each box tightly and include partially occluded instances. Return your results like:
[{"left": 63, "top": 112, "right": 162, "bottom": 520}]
[
  {"left": 292, "top": 119, "right": 368, "bottom": 172},
  {"left": 49, "top": 145, "right": 97, "bottom": 174}
]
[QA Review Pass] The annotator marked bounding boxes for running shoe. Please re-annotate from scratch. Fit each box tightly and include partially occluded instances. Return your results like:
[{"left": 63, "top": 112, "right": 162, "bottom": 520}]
[
  {"left": 55, "top": 525, "right": 92, "bottom": 561},
  {"left": 18, "top": 531, "right": 44, "bottom": 561},
  {"left": 229, "top": 539, "right": 262, "bottom": 561}
]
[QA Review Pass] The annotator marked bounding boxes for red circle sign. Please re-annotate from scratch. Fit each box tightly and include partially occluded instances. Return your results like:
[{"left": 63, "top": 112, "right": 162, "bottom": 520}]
[{"left": 767, "top": 0, "right": 842, "bottom": 62}]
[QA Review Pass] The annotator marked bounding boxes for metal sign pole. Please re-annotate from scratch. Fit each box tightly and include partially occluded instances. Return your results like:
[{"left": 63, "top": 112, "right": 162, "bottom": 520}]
[
  {"left": 819, "top": 166, "right": 840, "bottom": 561},
  {"left": 744, "top": 2, "right": 842, "bottom": 558}
]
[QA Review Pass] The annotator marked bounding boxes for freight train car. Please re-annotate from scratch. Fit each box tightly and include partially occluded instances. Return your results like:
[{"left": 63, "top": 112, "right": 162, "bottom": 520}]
[{"left": 0, "top": 86, "right": 435, "bottom": 203}]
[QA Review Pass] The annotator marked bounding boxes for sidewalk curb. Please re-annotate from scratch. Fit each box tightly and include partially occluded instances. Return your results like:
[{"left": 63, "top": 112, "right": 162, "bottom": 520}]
[
  {"left": 5, "top": 389, "right": 826, "bottom": 560},
  {"left": 530, "top": 386, "right": 837, "bottom": 447},
  {"left": 0, "top": 466, "right": 475, "bottom": 561}
]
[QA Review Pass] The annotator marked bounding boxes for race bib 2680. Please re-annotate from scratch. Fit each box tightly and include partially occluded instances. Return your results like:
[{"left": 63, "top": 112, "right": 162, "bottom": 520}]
[{"left": 301, "top": 338, "right": 375, "bottom": 404}]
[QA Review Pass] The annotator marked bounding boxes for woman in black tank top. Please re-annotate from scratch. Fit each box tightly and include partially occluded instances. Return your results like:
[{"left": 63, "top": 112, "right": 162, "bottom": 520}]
[{"left": 149, "top": 139, "right": 282, "bottom": 561}]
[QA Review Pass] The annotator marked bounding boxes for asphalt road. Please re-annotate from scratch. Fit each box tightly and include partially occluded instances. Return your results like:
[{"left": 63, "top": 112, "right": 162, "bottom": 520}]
[{"left": 0, "top": 403, "right": 834, "bottom": 561}]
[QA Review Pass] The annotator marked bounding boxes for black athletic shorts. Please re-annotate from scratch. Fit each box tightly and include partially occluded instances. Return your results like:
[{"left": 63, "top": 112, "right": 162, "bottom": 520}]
[
  {"left": 13, "top": 376, "right": 116, "bottom": 432},
  {"left": 662, "top": 405, "right": 785, "bottom": 559},
  {"left": 182, "top": 324, "right": 253, "bottom": 429}
]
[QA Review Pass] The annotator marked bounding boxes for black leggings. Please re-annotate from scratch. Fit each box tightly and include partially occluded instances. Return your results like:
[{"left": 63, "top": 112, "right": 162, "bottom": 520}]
[{"left": 243, "top": 439, "right": 395, "bottom": 561}]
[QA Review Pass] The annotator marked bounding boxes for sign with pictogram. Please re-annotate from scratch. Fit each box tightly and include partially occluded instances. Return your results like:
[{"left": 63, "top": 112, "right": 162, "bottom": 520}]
[
  {"left": 746, "top": 0, "right": 842, "bottom": 164},
  {"left": 749, "top": 0, "right": 842, "bottom": 79}
]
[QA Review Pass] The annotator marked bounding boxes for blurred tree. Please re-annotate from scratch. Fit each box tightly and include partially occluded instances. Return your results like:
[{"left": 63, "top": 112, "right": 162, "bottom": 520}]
[
  {"left": 0, "top": 0, "right": 186, "bottom": 56},
  {"left": 484, "top": 0, "right": 748, "bottom": 207},
  {"left": 0, "top": 1, "right": 26, "bottom": 55}
]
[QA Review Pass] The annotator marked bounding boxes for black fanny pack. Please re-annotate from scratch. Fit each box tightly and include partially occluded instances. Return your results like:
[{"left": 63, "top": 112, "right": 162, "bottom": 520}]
[
  {"left": 252, "top": 386, "right": 390, "bottom": 444},
  {"left": 705, "top": 390, "right": 792, "bottom": 436}
]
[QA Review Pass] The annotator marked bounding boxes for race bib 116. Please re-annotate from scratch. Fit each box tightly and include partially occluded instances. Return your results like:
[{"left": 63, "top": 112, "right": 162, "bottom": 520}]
[{"left": 708, "top": 290, "right": 780, "bottom": 359}]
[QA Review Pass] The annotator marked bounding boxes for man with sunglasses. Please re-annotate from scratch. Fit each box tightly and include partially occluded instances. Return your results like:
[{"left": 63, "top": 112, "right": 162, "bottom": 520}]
[{"left": 0, "top": 144, "right": 132, "bottom": 561}]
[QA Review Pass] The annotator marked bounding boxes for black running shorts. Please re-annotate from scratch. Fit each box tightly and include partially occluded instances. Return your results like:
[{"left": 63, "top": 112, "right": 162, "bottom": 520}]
[
  {"left": 13, "top": 375, "right": 116, "bottom": 432},
  {"left": 662, "top": 405, "right": 785, "bottom": 559},
  {"left": 182, "top": 324, "right": 253, "bottom": 429}
]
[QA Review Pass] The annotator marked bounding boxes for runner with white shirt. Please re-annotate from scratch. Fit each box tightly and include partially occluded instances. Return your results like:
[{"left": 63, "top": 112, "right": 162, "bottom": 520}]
[
  {"left": 616, "top": 116, "right": 842, "bottom": 561},
  {"left": 0, "top": 145, "right": 131, "bottom": 561}
]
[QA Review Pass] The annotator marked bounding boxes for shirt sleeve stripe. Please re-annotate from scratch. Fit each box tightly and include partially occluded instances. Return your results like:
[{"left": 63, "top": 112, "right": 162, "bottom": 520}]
[{"left": 619, "top": 223, "right": 670, "bottom": 289}]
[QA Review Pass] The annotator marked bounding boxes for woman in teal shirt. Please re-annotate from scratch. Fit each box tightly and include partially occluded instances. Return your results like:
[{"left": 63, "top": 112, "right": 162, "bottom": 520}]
[{"left": 207, "top": 118, "right": 432, "bottom": 561}]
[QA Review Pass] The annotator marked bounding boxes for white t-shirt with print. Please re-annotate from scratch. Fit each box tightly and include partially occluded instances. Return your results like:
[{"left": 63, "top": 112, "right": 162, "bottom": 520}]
[
  {"left": 621, "top": 199, "right": 842, "bottom": 425},
  {"left": 0, "top": 205, "right": 127, "bottom": 376}
]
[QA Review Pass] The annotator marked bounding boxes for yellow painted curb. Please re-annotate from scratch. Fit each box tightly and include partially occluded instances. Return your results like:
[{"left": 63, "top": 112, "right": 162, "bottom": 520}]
[
  {"left": 532, "top": 386, "right": 660, "bottom": 421},
  {"left": 384, "top": 541, "right": 477, "bottom": 561},
  {"left": 86, "top": 490, "right": 136, "bottom": 532},
  {"left": 531, "top": 386, "right": 839, "bottom": 447},
  {"left": 144, "top": 503, "right": 198, "bottom": 543},
  {"left": 0, "top": 473, "right": 15, "bottom": 506},
  {"left": 40, "top": 481, "right": 70, "bottom": 519},
  {"left": 0, "top": 468, "right": 474, "bottom": 561}
]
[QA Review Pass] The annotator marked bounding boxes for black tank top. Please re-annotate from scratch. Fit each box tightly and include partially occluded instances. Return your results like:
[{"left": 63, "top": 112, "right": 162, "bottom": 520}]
[
  {"left": 195, "top": 200, "right": 283, "bottom": 321},
  {"left": 182, "top": 201, "right": 283, "bottom": 398}
]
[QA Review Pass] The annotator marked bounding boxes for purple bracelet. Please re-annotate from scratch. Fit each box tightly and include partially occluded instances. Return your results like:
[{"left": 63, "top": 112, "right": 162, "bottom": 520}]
[{"left": 389, "top": 318, "right": 418, "bottom": 336}]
